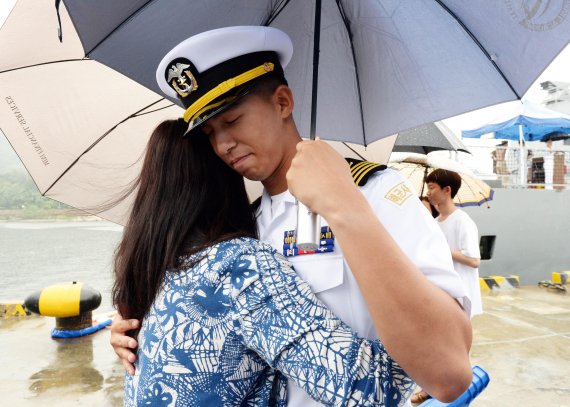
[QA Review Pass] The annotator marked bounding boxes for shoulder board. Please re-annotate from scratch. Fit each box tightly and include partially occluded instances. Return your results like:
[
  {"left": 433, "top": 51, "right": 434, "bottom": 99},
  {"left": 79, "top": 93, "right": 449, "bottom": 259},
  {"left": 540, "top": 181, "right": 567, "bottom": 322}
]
[{"left": 345, "top": 158, "right": 387, "bottom": 187}]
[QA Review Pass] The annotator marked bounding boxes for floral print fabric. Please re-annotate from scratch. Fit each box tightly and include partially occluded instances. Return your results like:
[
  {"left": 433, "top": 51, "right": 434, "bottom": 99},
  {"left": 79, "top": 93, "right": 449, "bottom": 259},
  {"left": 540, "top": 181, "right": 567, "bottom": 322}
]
[{"left": 124, "top": 237, "right": 414, "bottom": 406}]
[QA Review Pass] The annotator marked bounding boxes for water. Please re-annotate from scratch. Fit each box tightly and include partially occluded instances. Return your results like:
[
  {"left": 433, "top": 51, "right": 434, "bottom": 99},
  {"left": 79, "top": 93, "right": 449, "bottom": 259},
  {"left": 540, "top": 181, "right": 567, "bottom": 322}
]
[{"left": 0, "top": 220, "right": 123, "bottom": 311}]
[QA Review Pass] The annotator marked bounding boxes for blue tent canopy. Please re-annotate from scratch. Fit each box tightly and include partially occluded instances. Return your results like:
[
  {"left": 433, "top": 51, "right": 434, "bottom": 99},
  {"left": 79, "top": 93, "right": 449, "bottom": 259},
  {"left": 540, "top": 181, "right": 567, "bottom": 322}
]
[{"left": 462, "top": 101, "right": 570, "bottom": 141}]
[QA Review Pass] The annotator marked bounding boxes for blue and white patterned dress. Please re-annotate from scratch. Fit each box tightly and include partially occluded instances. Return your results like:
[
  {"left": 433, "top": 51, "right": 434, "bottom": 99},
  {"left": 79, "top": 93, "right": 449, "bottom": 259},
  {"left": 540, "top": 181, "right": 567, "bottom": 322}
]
[{"left": 124, "top": 237, "right": 414, "bottom": 406}]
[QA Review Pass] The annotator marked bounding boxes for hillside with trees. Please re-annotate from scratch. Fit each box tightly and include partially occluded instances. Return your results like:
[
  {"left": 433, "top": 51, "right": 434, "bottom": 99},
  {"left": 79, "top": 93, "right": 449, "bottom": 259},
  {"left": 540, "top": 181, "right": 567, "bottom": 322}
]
[
  {"left": 0, "top": 171, "right": 67, "bottom": 209},
  {"left": 0, "top": 170, "right": 81, "bottom": 219}
]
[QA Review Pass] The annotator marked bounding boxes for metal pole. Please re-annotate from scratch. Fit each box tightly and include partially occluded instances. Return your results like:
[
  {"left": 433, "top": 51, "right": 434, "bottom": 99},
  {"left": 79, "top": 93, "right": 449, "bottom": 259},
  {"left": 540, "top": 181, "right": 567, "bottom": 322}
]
[
  {"left": 309, "top": 0, "right": 322, "bottom": 140},
  {"left": 296, "top": 0, "right": 322, "bottom": 250},
  {"left": 518, "top": 124, "right": 526, "bottom": 187}
]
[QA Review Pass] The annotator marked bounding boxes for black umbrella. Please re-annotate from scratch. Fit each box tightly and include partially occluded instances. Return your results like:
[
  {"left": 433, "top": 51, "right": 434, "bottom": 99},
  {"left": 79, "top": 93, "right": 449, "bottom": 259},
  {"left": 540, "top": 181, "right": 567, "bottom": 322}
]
[{"left": 393, "top": 122, "right": 471, "bottom": 155}]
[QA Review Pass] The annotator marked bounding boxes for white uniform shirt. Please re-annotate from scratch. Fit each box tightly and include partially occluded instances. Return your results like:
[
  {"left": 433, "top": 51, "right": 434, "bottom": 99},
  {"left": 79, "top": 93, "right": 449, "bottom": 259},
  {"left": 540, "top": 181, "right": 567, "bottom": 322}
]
[
  {"left": 256, "top": 168, "right": 469, "bottom": 407},
  {"left": 437, "top": 209, "right": 483, "bottom": 318}
]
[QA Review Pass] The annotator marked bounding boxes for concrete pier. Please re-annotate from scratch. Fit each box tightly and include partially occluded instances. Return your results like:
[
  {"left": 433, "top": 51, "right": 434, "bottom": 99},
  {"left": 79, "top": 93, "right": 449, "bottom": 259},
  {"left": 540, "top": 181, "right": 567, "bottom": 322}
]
[
  {"left": 0, "top": 285, "right": 568, "bottom": 406},
  {"left": 470, "top": 286, "right": 570, "bottom": 406}
]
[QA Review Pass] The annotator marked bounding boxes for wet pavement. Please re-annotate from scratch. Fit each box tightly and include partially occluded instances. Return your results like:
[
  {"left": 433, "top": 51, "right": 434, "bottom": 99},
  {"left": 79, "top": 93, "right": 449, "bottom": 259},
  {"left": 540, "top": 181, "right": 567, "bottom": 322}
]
[
  {"left": 0, "top": 316, "right": 124, "bottom": 406},
  {"left": 1, "top": 285, "right": 569, "bottom": 406},
  {"left": 469, "top": 285, "right": 570, "bottom": 407}
]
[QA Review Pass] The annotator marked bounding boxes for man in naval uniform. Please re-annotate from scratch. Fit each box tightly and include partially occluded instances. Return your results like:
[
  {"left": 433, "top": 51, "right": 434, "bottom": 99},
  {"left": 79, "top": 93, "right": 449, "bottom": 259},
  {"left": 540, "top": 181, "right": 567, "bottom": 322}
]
[{"left": 111, "top": 26, "right": 472, "bottom": 406}]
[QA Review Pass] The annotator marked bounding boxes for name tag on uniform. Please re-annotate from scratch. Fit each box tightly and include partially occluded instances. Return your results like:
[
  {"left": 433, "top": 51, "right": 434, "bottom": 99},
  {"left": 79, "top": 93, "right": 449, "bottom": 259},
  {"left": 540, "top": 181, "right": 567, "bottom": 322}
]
[{"left": 283, "top": 226, "right": 335, "bottom": 257}]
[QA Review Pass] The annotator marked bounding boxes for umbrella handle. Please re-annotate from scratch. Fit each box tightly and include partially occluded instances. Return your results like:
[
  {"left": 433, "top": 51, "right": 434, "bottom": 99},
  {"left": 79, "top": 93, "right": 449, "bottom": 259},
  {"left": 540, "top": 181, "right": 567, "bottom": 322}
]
[
  {"left": 295, "top": 201, "right": 321, "bottom": 251},
  {"left": 300, "top": 0, "right": 322, "bottom": 247}
]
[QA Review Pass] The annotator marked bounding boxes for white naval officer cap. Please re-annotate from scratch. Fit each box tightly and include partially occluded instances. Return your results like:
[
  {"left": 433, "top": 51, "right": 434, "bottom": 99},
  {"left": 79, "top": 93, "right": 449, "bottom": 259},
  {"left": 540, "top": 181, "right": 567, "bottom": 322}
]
[{"left": 156, "top": 26, "right": 293, "bottom": 135}]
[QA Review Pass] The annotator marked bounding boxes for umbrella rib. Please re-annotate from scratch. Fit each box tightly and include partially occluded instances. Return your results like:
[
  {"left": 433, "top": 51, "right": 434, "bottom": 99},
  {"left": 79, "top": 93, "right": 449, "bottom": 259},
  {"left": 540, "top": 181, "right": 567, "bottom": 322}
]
[
  {"left": 263, "top": 0, "right": 292, "bottom": 26},
  {"left": 335, "top": 0, "right": 367, "bottom": 146},
  {"left": 433, "top": 0, "right": 521, "bottom": 99},
  {"left": 134, "top": 102, "right": 176, "bottom": 117},
  {"left": 341, "top": 142, "right": 367, "bottom": 160},
  {"left": 84, "top": 0, "right": 156, "bottom": 56},
  {"left": 42, "top": 98, "right": 165, "bottom": 196},
  {"left": 0, "top": 58, "right": 88, "bottom": 74}
]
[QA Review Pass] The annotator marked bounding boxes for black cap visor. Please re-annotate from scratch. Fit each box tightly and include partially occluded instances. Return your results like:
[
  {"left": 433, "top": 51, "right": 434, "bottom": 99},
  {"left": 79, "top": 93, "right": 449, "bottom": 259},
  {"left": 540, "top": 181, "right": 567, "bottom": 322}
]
[{"left": 183, "top": 82, "right": 253, "bottom": 136}]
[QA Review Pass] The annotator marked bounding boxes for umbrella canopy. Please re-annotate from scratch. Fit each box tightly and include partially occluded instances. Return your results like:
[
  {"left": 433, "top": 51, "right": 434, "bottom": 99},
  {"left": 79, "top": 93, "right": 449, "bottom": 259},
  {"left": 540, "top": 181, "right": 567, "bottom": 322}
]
[
  {"left": 393, "top": 122, "right": 470, "bottom": 155},
  {"left": 5, "top": 1, "right": 569, "bottom": 143},
  {"left": 1, "top": 1, "right": 566, "bottom": 223},
  {"left": 389, "top": 154, "right": 494, "bottom": 208},
  {"left": 462, "top": 100, "right": 570, "bottom": 141}
]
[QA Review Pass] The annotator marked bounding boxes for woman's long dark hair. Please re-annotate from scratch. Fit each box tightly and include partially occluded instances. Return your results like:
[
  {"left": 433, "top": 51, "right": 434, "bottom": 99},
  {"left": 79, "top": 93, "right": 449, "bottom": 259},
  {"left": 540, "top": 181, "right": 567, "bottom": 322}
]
[{"left": 112, "top": 119, "right": 257, "bottom": 324}]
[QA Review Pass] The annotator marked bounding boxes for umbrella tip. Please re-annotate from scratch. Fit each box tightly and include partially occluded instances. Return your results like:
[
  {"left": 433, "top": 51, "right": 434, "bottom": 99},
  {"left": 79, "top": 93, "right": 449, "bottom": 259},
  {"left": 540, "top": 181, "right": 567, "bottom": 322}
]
[
  {"left": 479, "top": 191, "right": 491, "bottom": 209},
  {"left": 55, "top": 0, "right": 63, "bottom": 42}
]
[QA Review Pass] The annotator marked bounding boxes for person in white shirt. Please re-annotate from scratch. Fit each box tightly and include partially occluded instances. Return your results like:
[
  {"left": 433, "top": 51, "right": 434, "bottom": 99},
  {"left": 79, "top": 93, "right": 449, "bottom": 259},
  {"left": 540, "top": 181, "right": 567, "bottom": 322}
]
[
  {"left": 110, "top": 26, "right": 472, "bottom": 406},
  {"left": 409, "top": 169, "right": 483, "bottom": 404},
  {"left": 426, "top": 169, "right": 483, "bottom": 318}
]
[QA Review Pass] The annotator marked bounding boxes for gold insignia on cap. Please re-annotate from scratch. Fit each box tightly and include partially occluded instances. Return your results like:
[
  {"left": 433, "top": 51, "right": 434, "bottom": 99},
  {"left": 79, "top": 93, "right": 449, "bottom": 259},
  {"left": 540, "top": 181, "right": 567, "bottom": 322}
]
[
  {"left": 384, "top": 182, "right": 413, "bottom": 206},
  {"left": 167, "top": 62, "right": 198, "bottom": 98}
]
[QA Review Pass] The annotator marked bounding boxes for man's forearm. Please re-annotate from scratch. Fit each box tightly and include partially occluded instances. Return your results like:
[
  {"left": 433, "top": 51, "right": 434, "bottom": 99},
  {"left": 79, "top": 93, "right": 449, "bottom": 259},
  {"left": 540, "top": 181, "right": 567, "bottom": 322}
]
[
  {"left": 326, "top": 196, "right": 472, "bottom": 402},
  {"left": 285, "top": 140, "right": 472, "bottom": 400},
  {"left": 451, "top": 250, "right": 481, "bottom": 268}
]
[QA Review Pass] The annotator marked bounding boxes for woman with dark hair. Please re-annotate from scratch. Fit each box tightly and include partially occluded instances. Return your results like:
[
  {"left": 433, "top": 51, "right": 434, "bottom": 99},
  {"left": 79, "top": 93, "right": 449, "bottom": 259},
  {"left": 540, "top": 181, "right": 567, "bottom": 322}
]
[
  {"left": 114, "top": 118, "right": 415, "bottom": 406},
  {"left": 113, "top": 118, "right": 257, "bottom": 325}
]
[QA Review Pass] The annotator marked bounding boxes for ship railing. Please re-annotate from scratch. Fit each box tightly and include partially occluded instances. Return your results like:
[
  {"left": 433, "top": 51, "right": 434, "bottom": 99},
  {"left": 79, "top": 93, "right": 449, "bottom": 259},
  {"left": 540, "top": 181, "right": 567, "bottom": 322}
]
[{"left": 440, "top": 145, "right": 570, "bottom": 190}]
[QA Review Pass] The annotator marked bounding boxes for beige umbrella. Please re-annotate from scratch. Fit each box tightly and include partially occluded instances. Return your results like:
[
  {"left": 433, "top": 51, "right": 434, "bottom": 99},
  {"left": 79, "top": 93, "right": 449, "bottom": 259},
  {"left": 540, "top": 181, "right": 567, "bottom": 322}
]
[
  {"left": 0, "top": 1, "right": 182, "bottom": 224},
  {"left": 388, "top": 153, "right": 493, "bottom": 208}
]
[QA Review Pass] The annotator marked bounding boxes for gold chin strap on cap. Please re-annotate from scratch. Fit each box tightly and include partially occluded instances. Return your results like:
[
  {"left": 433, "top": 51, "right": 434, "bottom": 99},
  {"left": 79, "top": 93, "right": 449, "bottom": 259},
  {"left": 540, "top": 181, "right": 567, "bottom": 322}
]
[
  {"left": 183, "top": 62, "right": 275, "bottom": 124},
  {"left": 190, "top": 96, "right": 238, "bottom": 126}
]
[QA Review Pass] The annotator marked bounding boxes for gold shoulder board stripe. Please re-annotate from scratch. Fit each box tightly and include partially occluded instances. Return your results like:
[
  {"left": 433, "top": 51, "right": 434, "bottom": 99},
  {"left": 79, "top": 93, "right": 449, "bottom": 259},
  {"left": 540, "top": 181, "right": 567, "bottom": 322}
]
[{"left": 344, "top": 158, "right": 387, "bottom": 186}]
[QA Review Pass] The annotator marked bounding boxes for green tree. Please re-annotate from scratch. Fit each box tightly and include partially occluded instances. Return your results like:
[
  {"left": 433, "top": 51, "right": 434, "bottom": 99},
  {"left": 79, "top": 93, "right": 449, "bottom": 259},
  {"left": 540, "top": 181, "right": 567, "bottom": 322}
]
[{"left": 0, "top": 171, "right": 69, "bottom": 209}]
